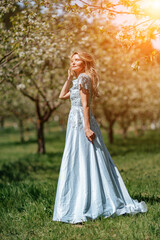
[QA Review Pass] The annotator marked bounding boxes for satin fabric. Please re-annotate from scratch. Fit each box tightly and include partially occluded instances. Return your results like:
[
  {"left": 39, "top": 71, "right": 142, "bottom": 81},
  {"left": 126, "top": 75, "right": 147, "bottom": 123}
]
[{"left": 52, "top": 73, "right": 147, "bottom": 224}]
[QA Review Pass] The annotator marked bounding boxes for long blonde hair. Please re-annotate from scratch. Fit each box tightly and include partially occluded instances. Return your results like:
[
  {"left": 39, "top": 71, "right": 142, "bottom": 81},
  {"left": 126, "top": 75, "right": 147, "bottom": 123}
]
[{"left": 70, "top": 51, "right": 100, "bottom": 98}]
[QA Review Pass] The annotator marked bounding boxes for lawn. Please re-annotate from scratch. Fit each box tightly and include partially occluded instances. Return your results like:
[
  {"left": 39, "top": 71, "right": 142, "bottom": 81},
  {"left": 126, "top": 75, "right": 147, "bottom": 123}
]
[{"left": 0, "top": 123, "right": 160, "bottom": 240}]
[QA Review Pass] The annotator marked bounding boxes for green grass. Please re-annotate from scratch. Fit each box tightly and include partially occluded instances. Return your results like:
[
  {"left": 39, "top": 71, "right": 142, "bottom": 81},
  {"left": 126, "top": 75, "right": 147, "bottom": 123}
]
[{"left": 0, "top": 123, "right": 160, "bottom": 240}]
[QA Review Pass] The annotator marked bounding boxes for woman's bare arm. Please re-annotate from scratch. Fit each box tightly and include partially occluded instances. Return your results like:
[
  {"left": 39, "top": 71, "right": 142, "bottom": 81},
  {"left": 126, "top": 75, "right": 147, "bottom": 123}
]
[
  {"left": 80, "top": 87, "right": 90, "bottom": 129},
  {"left": 59, "top": 79, "right": 71, "bottom": 100},
  {"left": 80, "top": 86, "right": 96, "bottom": 144},
  {"left": 59, "top": 68, "right": 74, "bottom": 100}
]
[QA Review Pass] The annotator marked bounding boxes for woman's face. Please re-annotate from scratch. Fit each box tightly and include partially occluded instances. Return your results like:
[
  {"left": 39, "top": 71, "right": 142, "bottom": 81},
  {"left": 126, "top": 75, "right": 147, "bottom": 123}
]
[{"left": 70, "top": 54, "right": 85, "bottom": 76}]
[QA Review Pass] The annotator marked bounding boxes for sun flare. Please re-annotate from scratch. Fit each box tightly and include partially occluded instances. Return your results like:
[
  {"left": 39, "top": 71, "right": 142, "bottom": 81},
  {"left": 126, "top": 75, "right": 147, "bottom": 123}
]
[
  {"left": 142, "top": 0, "right": 160, "bottom": 18},
  {"left": 152, "top": 0, "right": 160, "bottom": 10}
]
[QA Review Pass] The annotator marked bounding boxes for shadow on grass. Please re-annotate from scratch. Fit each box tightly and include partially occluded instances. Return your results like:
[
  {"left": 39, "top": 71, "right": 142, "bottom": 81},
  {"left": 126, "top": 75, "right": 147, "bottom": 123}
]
[
  {"left": 132, "top": 193, "right": 160, "bottom": 204},
  {"left": 0, "top": 138, "right": 37, "bottom": 147},
  {"left": 107, "top": 130, "right": 160, "bottom": 156},
  {"left": 0, "top": 152, "right": 62, "bottom": 182},
  {"left": 0, "top": 131, "right": 66, "bottom": 147}
]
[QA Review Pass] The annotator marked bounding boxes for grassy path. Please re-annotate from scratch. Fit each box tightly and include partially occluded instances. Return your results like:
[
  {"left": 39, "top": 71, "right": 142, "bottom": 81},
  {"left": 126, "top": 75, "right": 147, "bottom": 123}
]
[{"left": 0, "top": 125, "right": 160, "bottom": 240}]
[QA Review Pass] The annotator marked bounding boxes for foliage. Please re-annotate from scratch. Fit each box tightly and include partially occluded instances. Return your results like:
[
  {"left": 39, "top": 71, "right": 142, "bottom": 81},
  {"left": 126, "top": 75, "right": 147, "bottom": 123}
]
[
  {"left": 66, "top": 0, "right": 160, "bottom": 44},
  {"left": 1, "top": 0, "right": 160, "bottom": 148}
]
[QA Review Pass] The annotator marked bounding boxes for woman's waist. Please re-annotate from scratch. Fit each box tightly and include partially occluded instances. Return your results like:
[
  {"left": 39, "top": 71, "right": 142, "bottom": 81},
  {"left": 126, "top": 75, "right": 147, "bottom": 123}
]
[
  {"left": 70, "top": 104, "right": 91, "bottom": 109},
  {"left": 70, "top": 105, "right": 92, "bottom": 115}
]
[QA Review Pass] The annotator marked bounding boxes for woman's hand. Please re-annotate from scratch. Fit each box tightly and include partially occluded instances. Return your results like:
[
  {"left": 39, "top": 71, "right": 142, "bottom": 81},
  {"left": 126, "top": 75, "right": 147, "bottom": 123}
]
[
  {"left": 68, "top": 67, "right": 76, "bottom": 80},
  {"left": 85, "top": 128, "right": 96, "bottom": 144}
]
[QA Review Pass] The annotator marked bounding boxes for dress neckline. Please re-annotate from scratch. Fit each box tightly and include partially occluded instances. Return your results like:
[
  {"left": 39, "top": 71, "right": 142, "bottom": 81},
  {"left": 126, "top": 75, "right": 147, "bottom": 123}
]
[
  {"left": 72, "top": 73, "right": 88, "bottom": 82},
  {"left": 72, "top": 78, "right": 78, "bottom": 82}
]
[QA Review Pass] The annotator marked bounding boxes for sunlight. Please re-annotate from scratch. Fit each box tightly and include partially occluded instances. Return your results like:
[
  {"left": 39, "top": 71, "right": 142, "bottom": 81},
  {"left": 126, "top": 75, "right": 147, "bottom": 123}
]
[
  {"left": 152, "top": 0, "right": 160, "bottom": 10},
  {"left": 142, "top": 0, "right": 160, "bottom": 18}
]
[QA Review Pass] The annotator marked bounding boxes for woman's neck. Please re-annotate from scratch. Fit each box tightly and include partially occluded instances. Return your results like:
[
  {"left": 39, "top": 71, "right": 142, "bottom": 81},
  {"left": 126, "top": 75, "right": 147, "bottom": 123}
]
[{"left": 75, "top": 70, "right": 85, "bottom": 78}]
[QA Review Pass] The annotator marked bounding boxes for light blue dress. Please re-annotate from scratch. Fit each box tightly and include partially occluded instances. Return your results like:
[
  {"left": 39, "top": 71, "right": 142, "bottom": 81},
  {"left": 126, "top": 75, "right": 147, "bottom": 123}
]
[{"left": 52, "top": 73, "right": 147, "bottom": 224}]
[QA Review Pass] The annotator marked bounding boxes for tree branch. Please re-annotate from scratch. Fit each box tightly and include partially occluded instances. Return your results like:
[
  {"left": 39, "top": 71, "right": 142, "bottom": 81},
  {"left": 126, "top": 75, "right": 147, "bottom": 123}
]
[
  {"left": 0, "top": 78, "right": 5, "bottom": 85},
  {"left": 7, "top": 79, "right": 36, "bottom": 102},
  {"left": 43, "top": 102, "right": 62, "bottom": 122},
  {"left": 0, "top": 31, "right": 30, "bottom": 66},
  {"left": 0, "top": 50, "right": 15, "bottom": 65},
  {"left": 43, "top": 109, "right": 54, "bottom": 122},
  {"left": 36, "top": 97, "right": 42, "bottom": 119},
  {"left": 20, "top": 89, "right": 36, "bottom": 102},
  {"left": 79, "top": 0, "right": 143, "bottom": 15},
  {"left": 128, "top": 19, "right": 152, "bottom": 30},
  {"left": 12, "top": 61, "right": 23, "bottom": 70},
  {"left": 31, "top": 78, "right": 52, "bottom": 110}
]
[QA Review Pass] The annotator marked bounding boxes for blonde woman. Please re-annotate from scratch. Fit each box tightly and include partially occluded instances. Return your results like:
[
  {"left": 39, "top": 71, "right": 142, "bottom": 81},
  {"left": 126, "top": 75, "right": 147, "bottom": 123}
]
[{"left": 52, "top": 51, "right": 147, "bottom": 224}]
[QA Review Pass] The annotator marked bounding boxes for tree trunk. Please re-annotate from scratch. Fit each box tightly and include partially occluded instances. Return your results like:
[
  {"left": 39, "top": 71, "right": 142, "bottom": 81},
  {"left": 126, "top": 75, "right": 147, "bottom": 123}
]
[
  {"left": 108, "top": 121, "right": 114, "bottom": 144},
  {"left": 122, "top": 126, "right": 128, "bottom": 139},
  {"left": 19, "top": 119, "right": 24, "bottom": 143},
  {"left": 0, "top": 117, "right": 4, "bottom": 129},
  {"left": 37, "top": 119, "right": 45, "bottom": 154}
]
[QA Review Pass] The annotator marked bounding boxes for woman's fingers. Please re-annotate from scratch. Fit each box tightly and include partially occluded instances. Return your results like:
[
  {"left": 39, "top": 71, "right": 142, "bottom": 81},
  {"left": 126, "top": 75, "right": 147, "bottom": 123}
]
[
  {"left": 85, "top": 129, "right": 96, "bottom": 143},
  {"left": 68, "top": 71, "right": 74, "bottom": 79},
  {"left": 88, "top": 134, "right": 96, "bottom": 143},
  {"left": 68, "top": 67, "right": 72, "bottom": 77},
  {"left": 91, "top": 133, "right": 96, "bottom": 139}
]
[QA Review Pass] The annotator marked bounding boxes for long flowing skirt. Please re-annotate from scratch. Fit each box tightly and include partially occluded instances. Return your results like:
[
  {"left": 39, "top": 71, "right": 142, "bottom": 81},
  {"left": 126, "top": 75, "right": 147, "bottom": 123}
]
[{"left": 53, "top": 111, "right": 147, "bottom": 224}]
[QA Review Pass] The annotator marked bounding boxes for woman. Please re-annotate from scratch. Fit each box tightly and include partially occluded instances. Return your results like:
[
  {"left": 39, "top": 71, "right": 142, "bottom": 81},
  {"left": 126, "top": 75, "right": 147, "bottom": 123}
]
[{"left": 52, "top": 51, "right": 147, "bottom": 224}]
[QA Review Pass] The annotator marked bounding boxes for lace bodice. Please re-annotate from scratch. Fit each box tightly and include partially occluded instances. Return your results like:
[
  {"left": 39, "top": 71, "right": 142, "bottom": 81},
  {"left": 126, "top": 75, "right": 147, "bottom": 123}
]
[
  {"left": 69, "top": 73, "right": 92, "bottom": 108},
  {"left": 68, "top": 73, "right": 98, "bottom": 131}
]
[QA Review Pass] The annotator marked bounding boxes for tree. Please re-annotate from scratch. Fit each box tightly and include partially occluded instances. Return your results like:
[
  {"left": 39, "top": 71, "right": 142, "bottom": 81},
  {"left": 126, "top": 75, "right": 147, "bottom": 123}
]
[
  {"left": 0, "top": 81, "right": 35, "bottom": 143},
  {"left": 1, "top": 0, "right": 160, "bottom": 148},
  {"left": 0, "top": 1, "right": 91, "bottom": 153}
]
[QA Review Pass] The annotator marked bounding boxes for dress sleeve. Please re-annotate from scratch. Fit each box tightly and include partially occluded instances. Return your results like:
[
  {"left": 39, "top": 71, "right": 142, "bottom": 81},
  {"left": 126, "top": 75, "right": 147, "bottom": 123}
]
[{"left": 78, "top": 73, "right": 91, "bottom": 91}]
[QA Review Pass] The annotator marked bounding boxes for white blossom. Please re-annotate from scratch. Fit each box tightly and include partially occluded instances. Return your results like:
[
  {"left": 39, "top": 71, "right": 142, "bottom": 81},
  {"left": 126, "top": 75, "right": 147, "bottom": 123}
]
[
  {"left": 131, "top": 62, "right": 140, "bottom": 70},
  {"left": 116, "top": 31, "right": 124, "bottom": 40},
  {"left": 99, "top": 26, "right": 104, "bottom": 30},
  {"left": 17, "top": 84, "right": 26, "bottom": 90},
  {"left": 81, "top": 25, "right": 87, "bottom": 31}
]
